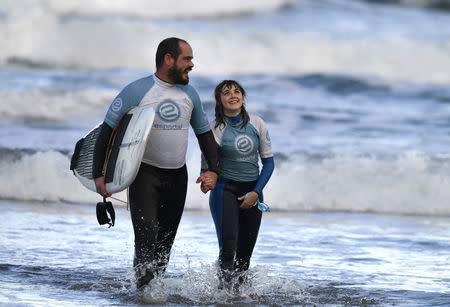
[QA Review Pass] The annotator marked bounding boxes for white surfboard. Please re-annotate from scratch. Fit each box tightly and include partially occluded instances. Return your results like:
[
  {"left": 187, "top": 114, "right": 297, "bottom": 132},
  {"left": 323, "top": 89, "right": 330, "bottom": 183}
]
[{"left": 71, "top": 105, "right": 154, "bottom": 194}]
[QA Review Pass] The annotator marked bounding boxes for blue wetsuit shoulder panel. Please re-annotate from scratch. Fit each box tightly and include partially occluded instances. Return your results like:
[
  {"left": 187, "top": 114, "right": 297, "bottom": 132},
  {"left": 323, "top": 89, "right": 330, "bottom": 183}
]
[
  {"left": 104, "top": 75, "right": 155, "bottom": 128},
  {"left": 178, "top": 84, "right": 210, "bottom": 135}
]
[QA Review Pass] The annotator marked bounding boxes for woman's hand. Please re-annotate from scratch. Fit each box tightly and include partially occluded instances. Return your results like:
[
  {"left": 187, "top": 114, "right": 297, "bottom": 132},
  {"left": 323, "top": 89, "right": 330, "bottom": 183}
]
[{"left": 238, "top": 191, "right": 258, "bottom": 210}]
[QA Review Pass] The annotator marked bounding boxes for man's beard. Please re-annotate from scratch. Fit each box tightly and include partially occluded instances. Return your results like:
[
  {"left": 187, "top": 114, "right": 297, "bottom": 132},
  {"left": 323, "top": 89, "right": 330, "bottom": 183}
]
[{"left": 168, "top": 63, "right": 190, "bottom": 85}]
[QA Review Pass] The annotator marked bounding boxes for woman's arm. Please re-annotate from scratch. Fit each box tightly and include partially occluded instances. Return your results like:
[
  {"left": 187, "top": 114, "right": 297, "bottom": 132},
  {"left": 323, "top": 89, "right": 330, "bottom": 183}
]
[{"left": 253, "top": 156, "right": 274, "bottom": 196}]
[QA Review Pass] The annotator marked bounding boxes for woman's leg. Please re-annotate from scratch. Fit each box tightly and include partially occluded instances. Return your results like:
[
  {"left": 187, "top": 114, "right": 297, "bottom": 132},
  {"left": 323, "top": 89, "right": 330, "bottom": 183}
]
[{"left": 235, "top": 205, "right": 262, "bottom": 272}]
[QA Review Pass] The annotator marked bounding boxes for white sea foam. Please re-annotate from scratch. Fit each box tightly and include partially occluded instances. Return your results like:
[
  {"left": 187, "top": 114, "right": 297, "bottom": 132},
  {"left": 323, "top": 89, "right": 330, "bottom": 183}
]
[
  {"left": 0, "top": 88, "right": 115, "bottom": 120},
  {"left": 44, "top": 0, "right": 293, "bottom": 19},
  {"left": 197, "top": 32, "right": 450, "bottom": 84},
  {"left": 1, "top": 0, "right": 449, "bottom": 84},
  {"left": 0, "top": 151, "right": 93, "bottom": 203},
  {"left": 263, "top": 151, "right": 450, "bottom": 216},
  {"left": 1, "top": 150, "right": 448, "bottom": 216}
]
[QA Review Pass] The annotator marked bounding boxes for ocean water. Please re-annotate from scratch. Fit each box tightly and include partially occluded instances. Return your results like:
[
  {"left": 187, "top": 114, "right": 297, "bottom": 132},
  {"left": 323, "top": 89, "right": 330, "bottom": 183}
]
[
  {"left": 1, "top": 201, "right": 449, "bottom": 306},
  {"left": 0, "top": 0, "right": 449, "bottom": 306}
]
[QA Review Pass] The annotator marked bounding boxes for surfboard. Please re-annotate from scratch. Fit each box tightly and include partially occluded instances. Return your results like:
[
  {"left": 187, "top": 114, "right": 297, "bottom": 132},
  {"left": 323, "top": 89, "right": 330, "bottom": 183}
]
[{"left": 70, "top": 105, "right": 154, "bottom": 194}]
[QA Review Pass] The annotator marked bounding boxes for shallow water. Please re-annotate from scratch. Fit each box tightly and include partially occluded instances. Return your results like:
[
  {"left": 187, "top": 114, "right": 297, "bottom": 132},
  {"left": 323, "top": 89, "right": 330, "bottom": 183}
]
[{"left": 1, "top": 201, "right": 449, "bottom": 306}]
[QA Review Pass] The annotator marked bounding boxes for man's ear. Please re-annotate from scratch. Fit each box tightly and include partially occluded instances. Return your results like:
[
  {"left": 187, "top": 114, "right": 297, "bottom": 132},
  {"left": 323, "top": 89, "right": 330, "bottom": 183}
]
[{"left": 164, "top": 53, "right": 175, "bottom": 66}]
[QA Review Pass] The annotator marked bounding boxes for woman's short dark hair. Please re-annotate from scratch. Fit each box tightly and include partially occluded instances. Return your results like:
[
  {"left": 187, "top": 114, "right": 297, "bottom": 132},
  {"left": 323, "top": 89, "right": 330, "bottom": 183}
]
[
  {"left": 214, "top": 80, "right": 249, "bottom": 129},
  {"left": 155, "top": 37, "right": 188, "bottom": 70}
]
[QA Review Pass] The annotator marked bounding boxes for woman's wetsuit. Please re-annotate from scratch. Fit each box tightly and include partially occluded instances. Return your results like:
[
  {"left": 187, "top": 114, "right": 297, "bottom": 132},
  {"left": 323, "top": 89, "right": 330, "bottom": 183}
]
[{"left": 203, "top": 113, "right": 274, "bottom": 282}]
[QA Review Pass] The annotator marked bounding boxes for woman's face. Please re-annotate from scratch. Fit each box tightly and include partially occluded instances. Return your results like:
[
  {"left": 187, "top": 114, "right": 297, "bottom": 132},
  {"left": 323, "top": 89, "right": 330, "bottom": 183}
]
[{"left": 220, "top": 84, "right": 243, "bottom": 117}]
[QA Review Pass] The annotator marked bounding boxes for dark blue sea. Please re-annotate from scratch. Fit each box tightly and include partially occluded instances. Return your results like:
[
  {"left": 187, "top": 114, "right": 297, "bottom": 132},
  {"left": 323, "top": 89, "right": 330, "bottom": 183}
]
[{"left": 1, "top": 0, "right": 449, "bottom": 306}]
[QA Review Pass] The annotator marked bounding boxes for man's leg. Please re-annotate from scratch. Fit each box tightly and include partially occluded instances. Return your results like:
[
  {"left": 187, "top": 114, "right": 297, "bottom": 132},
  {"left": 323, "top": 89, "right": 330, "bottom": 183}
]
[
  {"left": 129, "top": 164, "right": 161, "bottom": 288},
  {"left": 153, "top": 165, "right": 188, "bottom": 274}
]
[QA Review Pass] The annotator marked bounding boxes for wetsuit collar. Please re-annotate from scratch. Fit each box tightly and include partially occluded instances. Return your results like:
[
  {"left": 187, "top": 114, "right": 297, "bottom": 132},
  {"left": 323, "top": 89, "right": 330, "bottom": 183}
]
[
  {"left": 224, "top": 113, "right": 243, "bottom": 127},
  {"left": 153, "top": 74, "right": 176, "bottom": 88}
]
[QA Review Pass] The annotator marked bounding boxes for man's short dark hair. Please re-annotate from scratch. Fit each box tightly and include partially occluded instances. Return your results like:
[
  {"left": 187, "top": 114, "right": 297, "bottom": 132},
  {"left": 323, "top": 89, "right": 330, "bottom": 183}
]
[{"left": 155, "top": 37, "right": 188, "bottom": 70}]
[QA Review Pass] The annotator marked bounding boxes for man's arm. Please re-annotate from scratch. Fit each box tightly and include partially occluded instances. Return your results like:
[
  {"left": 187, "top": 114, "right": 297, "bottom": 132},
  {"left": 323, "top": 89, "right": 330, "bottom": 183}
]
[
  {"left": 196, "top": 130, "right": 219, "bottom": 193},
  {"left": 92, "top": 122, "right": 113, "bottom": 196},
  {"left": 196, "top": 130, "right": 219, "bottom": 174},
  {"left": 181, "top": 85, "right": 219, "bottom": 192},
  {"left": 94, "top": 75, "right": 154, "bottom": 196}
]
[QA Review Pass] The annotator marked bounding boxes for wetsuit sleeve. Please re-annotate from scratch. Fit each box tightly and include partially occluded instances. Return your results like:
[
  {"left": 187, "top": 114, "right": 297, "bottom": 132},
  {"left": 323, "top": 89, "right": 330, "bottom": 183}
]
[
  {"left": 104, "top": 75, "right": 154, "bottom": 127},
  {"left": 182, "top": 85, "right": 210, "bottom": 134},
  {"left": 196, "top": 130, "right": 219, "bottom": 174},
  {"left": 200, "top": 153, "right": 208, "bottom": 173},
  {"left": 253, "top": 157, "right": 274, "bottom": 196},
  {"left": 91, "top": 75, "right": 154, "bottom": 179},
  {"left": 92, "top": 122, "right": 113, "bottom": 178},
  {"left": 253, "top": 116, "right": 274, "bottom": 195},
  {"left": 256, "top": 117, "right": 273, "bottom": 159}
]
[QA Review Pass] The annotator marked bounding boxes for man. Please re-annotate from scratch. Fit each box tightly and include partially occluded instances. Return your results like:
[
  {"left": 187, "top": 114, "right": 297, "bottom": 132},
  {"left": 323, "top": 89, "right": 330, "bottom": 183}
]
[{"left": 92, "top": 37, "right": 219, "bottom": 288}]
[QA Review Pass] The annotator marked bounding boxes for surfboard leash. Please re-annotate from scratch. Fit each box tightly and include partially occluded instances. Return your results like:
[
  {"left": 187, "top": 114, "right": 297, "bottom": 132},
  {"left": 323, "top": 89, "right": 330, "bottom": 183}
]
[
  {"left": 104, "top": 187, "right": 129, "bottom": 210},
  {"left": 109, "top": 195, "right": 127, "bottom": 205}
]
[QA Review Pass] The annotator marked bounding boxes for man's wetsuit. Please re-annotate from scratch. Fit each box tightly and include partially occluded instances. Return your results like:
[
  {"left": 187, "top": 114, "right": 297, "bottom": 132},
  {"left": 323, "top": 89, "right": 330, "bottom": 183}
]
[
  {"left": 202, "top": 113, "right": 274, "bottom": 282},
  {"left": 93, "top": 74, "right": 218, "bottom": 288}
]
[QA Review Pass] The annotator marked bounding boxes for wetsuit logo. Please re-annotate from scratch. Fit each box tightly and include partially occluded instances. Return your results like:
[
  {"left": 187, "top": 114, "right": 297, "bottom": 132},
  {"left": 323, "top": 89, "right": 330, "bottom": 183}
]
[
  {"left": 235, "top": 135, "right": 254, "bottom": 155},
  {"left": 266, "top": 131, "right": 271, "bottom": 143},
  {"left": 111, "top": 97, "right": 123, "bottom": 112},
  {"left": 156, "top": 100, "right": 180, "bottom": 122}
]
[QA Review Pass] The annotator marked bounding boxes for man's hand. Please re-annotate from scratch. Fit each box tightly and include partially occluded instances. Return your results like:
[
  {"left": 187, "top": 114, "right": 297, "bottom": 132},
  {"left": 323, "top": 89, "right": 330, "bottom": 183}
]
[
  {"left": 94, "top": 176, "right": 111, "bottom": 197},
  {"left": 196, "top": 171, "right": 218, "bottom": 194}
]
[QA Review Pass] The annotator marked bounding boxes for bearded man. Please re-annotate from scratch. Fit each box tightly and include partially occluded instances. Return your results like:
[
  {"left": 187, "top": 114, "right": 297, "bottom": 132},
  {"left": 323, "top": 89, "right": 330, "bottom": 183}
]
[{"left": 92, "top": 37, "right": 219, "bottom": 288}]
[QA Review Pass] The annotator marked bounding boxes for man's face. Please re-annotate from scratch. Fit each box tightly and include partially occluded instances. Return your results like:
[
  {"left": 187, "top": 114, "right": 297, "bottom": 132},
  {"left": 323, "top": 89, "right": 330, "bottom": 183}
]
[{"left": 168, "top": 42, "right": 194, "bottom": 85}]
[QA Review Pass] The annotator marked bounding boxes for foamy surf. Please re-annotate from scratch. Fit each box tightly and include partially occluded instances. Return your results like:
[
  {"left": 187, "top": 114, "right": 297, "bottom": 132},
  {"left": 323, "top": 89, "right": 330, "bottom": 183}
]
[
  {"left": 1, "top": 150, "right": 449, "bottom": 216},
  {"left": 1, "top": 0, "right": 449, "bottom": 84}
]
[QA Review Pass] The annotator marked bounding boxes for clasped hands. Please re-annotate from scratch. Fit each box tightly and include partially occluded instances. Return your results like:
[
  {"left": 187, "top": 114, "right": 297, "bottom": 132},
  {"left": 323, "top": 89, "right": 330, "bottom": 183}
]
[
  {"left": 196, "top": 171, "right": 218, "bottom": 194},
  {"left": 196, "top": 172, "right": 258, "bottom": 210}
]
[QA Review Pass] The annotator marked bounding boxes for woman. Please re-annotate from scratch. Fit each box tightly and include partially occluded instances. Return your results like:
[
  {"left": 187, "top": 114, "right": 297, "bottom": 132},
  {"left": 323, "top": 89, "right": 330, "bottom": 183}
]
[{"left": 200, "top": 80, "right": 274, "bottom": 289}]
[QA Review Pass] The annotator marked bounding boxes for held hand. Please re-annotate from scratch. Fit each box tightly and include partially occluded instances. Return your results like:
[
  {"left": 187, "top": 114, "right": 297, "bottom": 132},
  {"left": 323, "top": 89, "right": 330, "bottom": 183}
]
[
  {"left": 200, "top": 182, "right": 209, "bottom": 194},
  {"left": 94, "top": 176, "right": 111, "bottom": 197},
  {"left": 196, "top": 171, "right": 218, "bottom": 194},
  {"left": 238, "top": 191, "right": 259, "bottom": 210}
]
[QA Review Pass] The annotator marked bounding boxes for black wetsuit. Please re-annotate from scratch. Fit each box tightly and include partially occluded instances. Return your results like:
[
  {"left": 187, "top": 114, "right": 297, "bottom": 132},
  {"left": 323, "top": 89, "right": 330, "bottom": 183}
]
[
  {"left": 93, "top": 75, "right": 218, "bottom": 288},
  {"left": 129, "top": 163, "right": 188, "bottom": 286}
]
